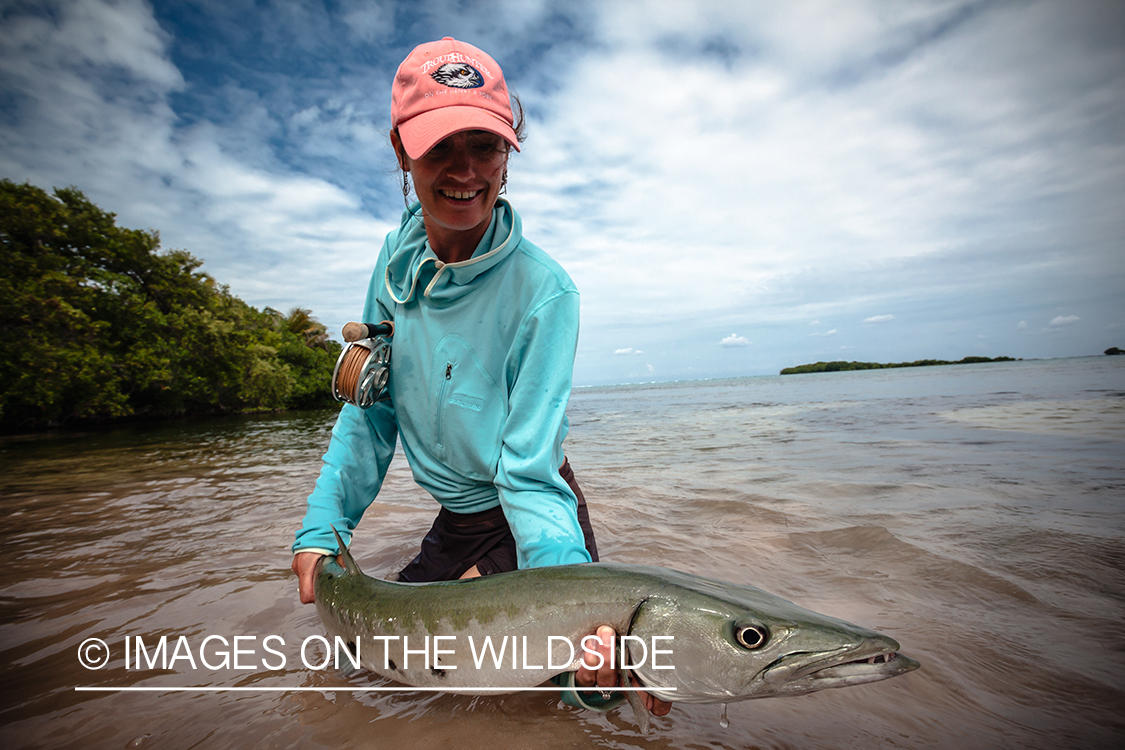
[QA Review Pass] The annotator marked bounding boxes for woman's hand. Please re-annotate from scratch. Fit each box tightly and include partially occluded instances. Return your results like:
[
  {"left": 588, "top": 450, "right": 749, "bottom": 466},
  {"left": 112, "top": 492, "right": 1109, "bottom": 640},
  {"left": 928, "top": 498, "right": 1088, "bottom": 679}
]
[
  {"left": 574, "top": 624, "right": 673, "bottom": 716},
  {"left": 292, "top": 552, "right": 325, "bottom": 604}
]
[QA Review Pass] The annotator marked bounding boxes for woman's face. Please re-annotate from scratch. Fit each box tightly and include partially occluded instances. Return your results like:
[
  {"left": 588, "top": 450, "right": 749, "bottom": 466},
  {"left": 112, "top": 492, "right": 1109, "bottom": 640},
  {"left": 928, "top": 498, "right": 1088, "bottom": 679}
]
[{"left": 395, "top": 129, "right": 509, "bottom": 261}]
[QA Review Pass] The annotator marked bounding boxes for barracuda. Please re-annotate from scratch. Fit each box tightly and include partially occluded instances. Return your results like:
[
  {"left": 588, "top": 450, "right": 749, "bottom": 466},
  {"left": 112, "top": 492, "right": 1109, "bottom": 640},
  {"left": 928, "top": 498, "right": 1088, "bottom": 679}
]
[{"left": 315, "top": 529, "right": 919, "bottom": 731}]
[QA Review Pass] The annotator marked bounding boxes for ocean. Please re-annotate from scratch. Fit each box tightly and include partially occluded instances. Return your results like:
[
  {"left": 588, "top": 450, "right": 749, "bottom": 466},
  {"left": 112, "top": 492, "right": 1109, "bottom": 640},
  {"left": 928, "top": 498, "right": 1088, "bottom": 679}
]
[{"left": 1, "top": 356, "right": 1122, "bottom": 749}]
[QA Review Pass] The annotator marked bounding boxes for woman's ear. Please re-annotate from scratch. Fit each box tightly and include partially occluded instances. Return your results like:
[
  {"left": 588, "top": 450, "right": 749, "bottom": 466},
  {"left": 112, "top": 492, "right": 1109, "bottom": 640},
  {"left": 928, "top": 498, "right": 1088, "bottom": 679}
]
[{"left": 389, "top": 129, "right": 410, "bottom": 172}]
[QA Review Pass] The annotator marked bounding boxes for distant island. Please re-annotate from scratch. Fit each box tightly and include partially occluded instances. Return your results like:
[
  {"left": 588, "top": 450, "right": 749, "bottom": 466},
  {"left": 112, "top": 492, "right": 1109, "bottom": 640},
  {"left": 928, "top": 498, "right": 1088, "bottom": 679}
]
[
  {"left": 1106, "top": 347, "right": 1124, "bottom": 356},
  {"left": 781, "top": 356, "right": 1016, "bottom": 375}
]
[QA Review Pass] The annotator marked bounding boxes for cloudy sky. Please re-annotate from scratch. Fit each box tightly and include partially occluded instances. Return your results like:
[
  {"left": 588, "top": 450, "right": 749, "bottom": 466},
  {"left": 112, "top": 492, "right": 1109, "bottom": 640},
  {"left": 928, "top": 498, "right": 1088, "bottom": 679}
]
[{"left": 2, "top": 0, "right": 1123, "bottom": 385}]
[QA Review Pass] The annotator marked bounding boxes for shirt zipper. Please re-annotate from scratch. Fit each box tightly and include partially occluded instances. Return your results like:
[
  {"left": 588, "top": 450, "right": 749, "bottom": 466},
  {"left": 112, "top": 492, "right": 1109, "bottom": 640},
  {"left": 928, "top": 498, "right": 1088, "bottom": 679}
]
[{"left": 437, "top": 362, "right": 453, "bottom": 449}]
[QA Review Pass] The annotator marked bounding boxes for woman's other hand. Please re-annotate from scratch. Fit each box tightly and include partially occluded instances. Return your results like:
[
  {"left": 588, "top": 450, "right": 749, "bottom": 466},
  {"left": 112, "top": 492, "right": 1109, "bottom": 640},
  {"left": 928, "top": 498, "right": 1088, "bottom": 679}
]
[{"left": 574, "top": 624, "right": 673, "bottom": 716}]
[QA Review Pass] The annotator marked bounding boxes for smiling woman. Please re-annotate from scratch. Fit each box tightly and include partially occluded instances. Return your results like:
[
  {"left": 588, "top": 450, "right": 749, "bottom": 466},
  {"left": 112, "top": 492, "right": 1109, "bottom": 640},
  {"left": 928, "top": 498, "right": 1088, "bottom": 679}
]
[
  {"left": 390, "top": 129, "right": 511, "bottom": 262},
  {"left": 289, "top": 37, "right": 671, "bottom": 719},
  {"left": 385, "top": 37, "right": 527, "bottom": 262}
]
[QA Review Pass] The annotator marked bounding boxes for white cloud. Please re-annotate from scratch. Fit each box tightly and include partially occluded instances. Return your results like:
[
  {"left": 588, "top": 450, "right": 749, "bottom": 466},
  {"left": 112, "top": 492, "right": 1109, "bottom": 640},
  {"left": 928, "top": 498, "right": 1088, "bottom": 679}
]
[
  {"left": 519, "top": 1, "right": 1125, "bottom": 376},
  {"left": 339, "top": 0, "right": 394, "bottom": 43},
  {"left": 0, "top": 0, "right": 395, "bottom": 335},
  {"left": 1048, "top": 315, "right": 1081, "bottom": 328},
  {"left": 3, "top": 0, "right": 1123, "bottom": 381},
  {"left": 720, "top": 334, "right": 751, "bottom": 348},
  {"left": 0, "top": 0, "right": 185, "bottom": 90},
  {"left": 1016, "top": 321, "right": 1028, "bottom": 330}
]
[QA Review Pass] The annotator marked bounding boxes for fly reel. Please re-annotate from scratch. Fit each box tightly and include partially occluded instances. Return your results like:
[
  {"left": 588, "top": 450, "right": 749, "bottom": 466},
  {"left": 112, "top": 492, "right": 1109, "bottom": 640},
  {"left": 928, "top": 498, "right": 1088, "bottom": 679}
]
[{"left": 331, "top": 321, "right": 393, "bottom": 409}]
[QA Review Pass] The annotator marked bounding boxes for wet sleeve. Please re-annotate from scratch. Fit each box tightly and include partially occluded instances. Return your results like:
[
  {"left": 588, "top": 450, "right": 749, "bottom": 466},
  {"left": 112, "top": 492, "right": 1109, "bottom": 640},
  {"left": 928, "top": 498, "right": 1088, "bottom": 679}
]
[
  {"left": 292, "top": 238, "right": 398, "bottom": 555},
  {"left": 494, "top": 289, "right": 592, "bottom": 569},
  {"left": 292, "top": 400, "right": 398, "bottom": 554}
]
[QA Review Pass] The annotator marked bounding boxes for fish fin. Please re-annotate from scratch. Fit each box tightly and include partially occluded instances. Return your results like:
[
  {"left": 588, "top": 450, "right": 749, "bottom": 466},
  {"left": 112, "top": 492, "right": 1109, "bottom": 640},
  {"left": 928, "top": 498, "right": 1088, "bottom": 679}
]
[
  {"left": 618, "top": 641, "right": 651, "bottom": 735},
  {"left": 623, "top": 675, "right": 651, "bottom": 735},
  {"left": 330, "top": 525, "right": 364, "bottom": 576}
]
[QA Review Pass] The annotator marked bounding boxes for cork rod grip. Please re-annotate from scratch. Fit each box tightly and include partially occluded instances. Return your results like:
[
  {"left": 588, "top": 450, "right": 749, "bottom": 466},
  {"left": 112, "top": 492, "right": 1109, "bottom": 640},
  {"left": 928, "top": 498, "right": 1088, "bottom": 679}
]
[{"left": 342, "top": 321, "right": 394, "bottom": 342}]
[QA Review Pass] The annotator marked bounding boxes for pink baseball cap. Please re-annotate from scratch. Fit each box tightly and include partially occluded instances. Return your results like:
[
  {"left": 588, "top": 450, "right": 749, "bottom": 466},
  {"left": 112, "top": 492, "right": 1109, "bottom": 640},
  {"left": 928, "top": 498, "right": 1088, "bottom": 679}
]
[{"left": 391, "top": 37, "right": 520, "bottom": 160}]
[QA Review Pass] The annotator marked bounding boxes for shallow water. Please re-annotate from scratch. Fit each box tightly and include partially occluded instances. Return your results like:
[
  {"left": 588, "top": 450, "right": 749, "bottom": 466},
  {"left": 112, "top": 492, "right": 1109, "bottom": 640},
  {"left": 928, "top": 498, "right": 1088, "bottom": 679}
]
[{"left": 2, "top": 357, "right": 1123, "bottom": 749}]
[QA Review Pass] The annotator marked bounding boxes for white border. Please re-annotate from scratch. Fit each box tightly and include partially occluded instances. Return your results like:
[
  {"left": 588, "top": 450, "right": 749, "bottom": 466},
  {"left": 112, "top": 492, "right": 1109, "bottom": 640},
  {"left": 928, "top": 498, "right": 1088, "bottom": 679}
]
[{"left": 75, "top": 686, "right": 671, "bottom": 692}]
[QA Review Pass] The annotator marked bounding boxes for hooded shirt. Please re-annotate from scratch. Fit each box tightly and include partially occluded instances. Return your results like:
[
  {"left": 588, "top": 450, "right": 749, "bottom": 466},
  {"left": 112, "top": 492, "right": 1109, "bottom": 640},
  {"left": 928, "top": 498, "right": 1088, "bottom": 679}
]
[{"left": 293, "top": 199, "right": 591, "bottom": 570}]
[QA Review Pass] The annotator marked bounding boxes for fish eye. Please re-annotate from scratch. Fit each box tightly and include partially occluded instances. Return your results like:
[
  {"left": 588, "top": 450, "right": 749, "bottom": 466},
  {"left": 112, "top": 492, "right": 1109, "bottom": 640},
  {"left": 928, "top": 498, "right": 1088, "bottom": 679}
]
[{"left": 735, "top": 624, "right": 769, "bottom": 650}]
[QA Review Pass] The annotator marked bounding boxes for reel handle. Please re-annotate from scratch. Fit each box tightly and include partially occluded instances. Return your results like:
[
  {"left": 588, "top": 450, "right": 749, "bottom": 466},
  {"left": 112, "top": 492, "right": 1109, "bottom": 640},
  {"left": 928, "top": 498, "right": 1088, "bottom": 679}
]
[{"left": 342, "top": 321, "right": 393, "bottom": 342}]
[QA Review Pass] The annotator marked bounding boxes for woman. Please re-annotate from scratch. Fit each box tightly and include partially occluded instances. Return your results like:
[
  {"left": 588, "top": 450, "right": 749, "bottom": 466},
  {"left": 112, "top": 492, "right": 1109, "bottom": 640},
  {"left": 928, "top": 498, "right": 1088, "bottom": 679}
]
[{"left": 291, "top": 37, "right": 668, "bottom": 717}]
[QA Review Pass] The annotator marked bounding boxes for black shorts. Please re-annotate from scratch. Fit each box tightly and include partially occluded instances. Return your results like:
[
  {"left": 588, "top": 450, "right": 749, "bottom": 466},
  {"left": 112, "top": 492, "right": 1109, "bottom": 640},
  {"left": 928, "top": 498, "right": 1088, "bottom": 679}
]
[{"left": 396, "top": 458, "right": 599, "bottom": 582}]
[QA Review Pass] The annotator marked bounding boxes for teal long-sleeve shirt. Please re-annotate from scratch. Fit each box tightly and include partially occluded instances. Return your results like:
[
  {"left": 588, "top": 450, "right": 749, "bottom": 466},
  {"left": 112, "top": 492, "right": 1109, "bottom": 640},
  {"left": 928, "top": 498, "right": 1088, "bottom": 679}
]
[{"left": 294, "top": 200, "right": 591, "bottom": 570}]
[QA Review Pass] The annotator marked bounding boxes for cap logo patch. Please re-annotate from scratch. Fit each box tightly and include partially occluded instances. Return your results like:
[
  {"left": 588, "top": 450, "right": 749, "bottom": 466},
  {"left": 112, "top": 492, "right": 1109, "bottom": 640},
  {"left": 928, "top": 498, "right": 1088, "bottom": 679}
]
[{"left": 430, "top": 63, "right": 484, "bottom": 89}]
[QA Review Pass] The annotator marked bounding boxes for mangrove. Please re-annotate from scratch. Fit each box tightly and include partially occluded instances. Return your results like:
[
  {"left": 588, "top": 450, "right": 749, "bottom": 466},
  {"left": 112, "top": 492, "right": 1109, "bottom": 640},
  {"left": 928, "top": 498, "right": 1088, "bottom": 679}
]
[
  {"left": 781, "top": 356, "right": 1016, "bottom": 375},
  {"left": 1, "top": 180, "right": 342, "bottom": 431}
]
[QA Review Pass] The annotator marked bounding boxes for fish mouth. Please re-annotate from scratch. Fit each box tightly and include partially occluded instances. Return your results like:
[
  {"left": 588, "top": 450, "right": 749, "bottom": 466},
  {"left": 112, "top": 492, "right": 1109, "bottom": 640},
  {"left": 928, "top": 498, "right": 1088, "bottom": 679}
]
[
  {"left": 805, "top": 649, "right": 920, "bottom": 683},
  {"left": 766, "top": 640, "right": 920, "bottom": 689}
]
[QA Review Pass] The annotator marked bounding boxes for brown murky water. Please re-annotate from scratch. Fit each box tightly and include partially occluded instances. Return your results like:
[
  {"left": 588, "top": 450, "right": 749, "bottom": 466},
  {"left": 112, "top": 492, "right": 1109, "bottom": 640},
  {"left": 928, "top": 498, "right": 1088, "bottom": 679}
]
[{"left": 2, "top": 357, "right": 1123, "bottom": 749}]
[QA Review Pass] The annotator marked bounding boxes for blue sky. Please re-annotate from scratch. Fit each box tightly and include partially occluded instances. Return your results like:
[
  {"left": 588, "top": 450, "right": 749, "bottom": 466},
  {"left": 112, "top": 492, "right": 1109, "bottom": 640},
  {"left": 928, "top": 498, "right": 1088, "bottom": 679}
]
[{"left": 2, "top": 0, "right": 1123, "bottom": 386}]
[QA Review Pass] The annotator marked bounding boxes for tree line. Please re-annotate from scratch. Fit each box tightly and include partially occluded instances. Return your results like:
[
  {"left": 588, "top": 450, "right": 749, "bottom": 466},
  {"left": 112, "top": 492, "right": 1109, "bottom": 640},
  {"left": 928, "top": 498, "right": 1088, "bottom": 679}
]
[{"left": 1, "top": 180, "right": 343, "bottom": 431}]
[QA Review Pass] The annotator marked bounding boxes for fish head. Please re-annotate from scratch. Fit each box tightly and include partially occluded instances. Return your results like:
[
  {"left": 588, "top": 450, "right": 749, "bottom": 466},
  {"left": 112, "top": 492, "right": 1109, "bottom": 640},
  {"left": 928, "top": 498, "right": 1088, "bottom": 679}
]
[{"left": 626, "top": 575, "right": 919, "bottom": 704}]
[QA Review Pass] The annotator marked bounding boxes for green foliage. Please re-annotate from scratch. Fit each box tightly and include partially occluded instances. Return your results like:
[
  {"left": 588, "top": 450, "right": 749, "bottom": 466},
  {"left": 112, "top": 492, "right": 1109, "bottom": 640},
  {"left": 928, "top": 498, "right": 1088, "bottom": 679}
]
[
  {"left": 780, "top": 356, "right": 1017, "bottom": 375},
  {"left": 1, "top": 180, "right": 342, "bottom": 430}
]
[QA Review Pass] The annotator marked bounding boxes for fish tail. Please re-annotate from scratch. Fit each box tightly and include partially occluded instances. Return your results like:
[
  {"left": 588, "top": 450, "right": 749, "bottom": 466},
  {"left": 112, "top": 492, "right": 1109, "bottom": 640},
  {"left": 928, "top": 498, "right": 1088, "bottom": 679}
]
[{"left": 330, "top": 525, "right": 364, "bottom": 576}]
